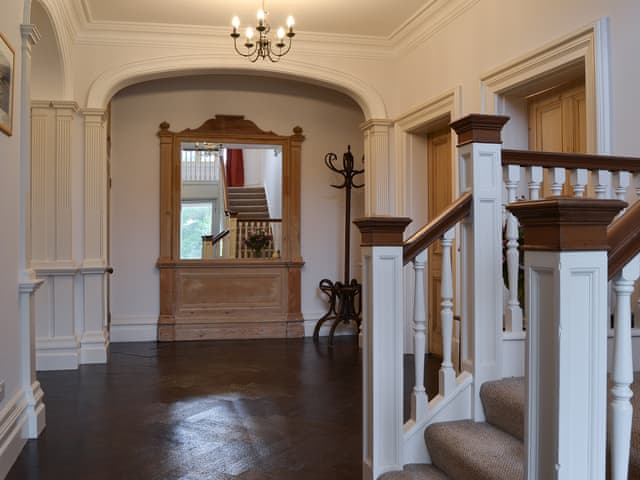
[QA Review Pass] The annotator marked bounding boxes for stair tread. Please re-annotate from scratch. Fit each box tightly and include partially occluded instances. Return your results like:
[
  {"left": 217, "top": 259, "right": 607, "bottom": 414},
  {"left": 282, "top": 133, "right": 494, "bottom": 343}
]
[
  {"left": 480, "top": 377, "right": 525, "bottom": 441},
  {"left": 425, "top": 420, "right": 523, "bottom": 480},
  {"left": 379, "top": 464, "right": 449, "bottom": 480}
]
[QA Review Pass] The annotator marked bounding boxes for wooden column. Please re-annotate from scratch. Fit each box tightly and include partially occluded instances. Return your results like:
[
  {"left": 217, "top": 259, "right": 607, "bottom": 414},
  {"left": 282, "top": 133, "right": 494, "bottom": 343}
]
[
  {"left": 450, "top": 114, "right": 509, "bottom": 421},
  {"left": 507, "top": 197, "right": 625, "bottom": 480},
  {"left": 355, "top": 216, "right": 411, "bottom": 480}
]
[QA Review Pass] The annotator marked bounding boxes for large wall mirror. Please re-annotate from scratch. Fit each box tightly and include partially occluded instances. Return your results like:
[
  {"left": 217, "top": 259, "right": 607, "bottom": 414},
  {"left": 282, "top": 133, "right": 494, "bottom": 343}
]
[{"left": 157, "top": 115, "right": 305, "bottom": 341}]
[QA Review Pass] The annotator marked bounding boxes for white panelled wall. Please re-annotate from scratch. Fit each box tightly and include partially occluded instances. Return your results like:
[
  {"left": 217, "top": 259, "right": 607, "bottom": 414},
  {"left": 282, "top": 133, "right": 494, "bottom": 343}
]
[{"left": 31, "top": 103, "right": 109, "bottom": 370}]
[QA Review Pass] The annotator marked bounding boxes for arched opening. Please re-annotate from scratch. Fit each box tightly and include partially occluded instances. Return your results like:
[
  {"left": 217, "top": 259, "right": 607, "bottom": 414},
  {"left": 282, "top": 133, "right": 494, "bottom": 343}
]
[{"left": 108, "top": 73, "right": 367, "bottom": 342}]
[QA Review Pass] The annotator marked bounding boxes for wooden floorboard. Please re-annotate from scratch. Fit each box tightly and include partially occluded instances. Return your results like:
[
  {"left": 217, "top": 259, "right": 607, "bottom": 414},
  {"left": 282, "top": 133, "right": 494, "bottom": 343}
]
[
  {"left": 8, "top": 338, "right": 442, "bottom": 479},
  {"left": 7, "top": 337, "right": 363, "bottom": 480}
]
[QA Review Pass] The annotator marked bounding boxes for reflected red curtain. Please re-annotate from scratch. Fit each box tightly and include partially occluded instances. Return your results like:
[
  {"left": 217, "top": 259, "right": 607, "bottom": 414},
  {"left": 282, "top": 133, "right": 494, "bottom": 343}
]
[{"left": 226, "top": 149, "right": 245, "bottom": 187}]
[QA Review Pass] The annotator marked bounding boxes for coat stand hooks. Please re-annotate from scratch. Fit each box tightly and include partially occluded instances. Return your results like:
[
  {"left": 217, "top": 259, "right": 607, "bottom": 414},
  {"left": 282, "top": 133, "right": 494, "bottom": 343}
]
[{"left": 313, "top": 145, "right": 364, "bottom": 346}]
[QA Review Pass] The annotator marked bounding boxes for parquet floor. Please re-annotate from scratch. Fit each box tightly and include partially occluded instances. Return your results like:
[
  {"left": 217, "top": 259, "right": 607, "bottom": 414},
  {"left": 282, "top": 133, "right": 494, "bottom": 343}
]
[{"left": 7, "top": 337, "right": 362, "bottom": 480}]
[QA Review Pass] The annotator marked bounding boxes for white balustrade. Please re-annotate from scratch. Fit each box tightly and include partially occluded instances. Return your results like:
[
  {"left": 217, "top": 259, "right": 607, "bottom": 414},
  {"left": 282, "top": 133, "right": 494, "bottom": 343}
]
[
  {"left": 527, "top": 166, "right": 543, "bottom": 200},
  {"left": 439, "top": 229, "right": 456, "bottom": 396},
  {"left": 411, "top": 250, "right": 428, "bottom": 422},
  {"left": 504, "top": 211, "right": 523, "bottom": 333},
  {"left": 610, "top": 254, "right": 640, "bottom": 480},
  {"left": 570, "top": 168, "right": 589, "bottom": 197},
  {"left": 594, "top": 169, "right": 612, "bottom": 199},
  {"left": 550, "top": 167, "right": 566, "bottom": 196}
]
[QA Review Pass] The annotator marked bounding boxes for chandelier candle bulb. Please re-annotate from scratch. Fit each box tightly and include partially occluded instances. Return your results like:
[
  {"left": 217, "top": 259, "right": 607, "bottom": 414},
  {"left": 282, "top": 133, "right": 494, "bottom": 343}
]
[{"left": 230, "top": 2, "right": 295, "bottom": 62}]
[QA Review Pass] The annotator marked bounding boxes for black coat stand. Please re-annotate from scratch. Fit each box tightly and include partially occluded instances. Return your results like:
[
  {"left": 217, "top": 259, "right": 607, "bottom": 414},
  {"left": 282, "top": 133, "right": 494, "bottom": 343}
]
[{"left": 313, "top": 146, "right": 364, "bottom": 345}]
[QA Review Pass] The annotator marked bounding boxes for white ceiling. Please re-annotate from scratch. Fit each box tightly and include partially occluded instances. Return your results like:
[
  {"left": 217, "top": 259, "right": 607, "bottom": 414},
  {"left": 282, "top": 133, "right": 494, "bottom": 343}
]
[{"left": 81, "top": 0, "right": 430, "bottom": 37}]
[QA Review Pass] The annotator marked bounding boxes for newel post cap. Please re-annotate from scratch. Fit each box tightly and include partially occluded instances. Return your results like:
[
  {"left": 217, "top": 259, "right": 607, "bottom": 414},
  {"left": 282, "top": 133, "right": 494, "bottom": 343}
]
[
  {"left": 507, "top": 197, "right": 626, "bottom": 251},
  {"left": 449, "top": 114, "right": 510, "bottom": 146},
  {"left": 354, "top": 217, "right": 412, "bottom": 247}
]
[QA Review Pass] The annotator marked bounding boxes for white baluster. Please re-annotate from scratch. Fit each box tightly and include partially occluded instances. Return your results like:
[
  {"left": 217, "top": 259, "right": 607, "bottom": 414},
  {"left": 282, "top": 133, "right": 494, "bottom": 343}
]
[
  {"left": 527, "top": 166, "right": 543, "bottom": 200},
  {"left": 411, "top": 250, "right": 428, "bottom": 422},
  {"left": 550, "top": 167, "right": 566, "bottom": 196},
  {"left": 635, "top": 173, "right": 640, "bottom": 202},
  {"left": 439, "top": 228, "right": 456, "bottom": 396},
  {"left": 505, "top": 211, "right": 523, "bottom": 333},
  {"left": 610, "top": 254, "right": 640, "bottom": 480},
  {"left": 594, "top": 169, "right": 611, "bottom": 199},
  {"left": 504, "top": 165, "right": 521, "bottom": 204},
  {"left": 570, "top": 168, "right": 589, "bottom": 197}
]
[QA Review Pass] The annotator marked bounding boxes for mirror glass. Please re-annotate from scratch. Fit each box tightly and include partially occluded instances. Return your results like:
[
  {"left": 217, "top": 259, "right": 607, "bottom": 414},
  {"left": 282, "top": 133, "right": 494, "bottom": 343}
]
[{"left": 179, "top": 142, "right": 283, "bottom": 260}]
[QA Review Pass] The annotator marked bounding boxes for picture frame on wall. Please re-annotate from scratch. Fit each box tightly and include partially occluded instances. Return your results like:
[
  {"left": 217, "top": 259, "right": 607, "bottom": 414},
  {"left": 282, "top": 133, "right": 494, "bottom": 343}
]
[{"left": 0, "top": 32, "right": 15, "bottom": 137}]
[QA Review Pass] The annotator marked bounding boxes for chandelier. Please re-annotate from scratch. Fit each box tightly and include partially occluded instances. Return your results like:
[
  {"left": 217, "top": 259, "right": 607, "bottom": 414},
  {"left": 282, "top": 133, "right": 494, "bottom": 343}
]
[{"left": 230, "top": 1, "right": 295, "bottom": 63}]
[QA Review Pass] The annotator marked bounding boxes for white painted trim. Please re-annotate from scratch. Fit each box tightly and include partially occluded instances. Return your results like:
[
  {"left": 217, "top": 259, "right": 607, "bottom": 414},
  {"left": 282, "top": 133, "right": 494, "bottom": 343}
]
[
  {"left": 394, "top": 86, "right": 462, "bottom": 218},
  {"left": 480, "top": 18, "right": 611, "bottom": 154},
  {"left": 390, "top": 0, "right": 480, "bottom": 54},
  {"left": 84, "top": 55, "right": 388, "bottom": 120},
  {"left": 0, "top": 389, "right": 28, "bottom": 479},
  {"left": 36, "top": 336, "right": 80, "bottom": 371},
  {"left": 302, "top": 317, "right": 357, "bottom": 338},
  {"left": 110, "top": 316, "right": 157, "bottom": 343}
]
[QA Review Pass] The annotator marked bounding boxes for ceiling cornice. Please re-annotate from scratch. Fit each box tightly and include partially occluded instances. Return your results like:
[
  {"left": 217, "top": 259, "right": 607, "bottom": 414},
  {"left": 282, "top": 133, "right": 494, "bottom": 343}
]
[
  {"left": 53, "top": 0, "right": 478, "bottom": 62},
  {"left": 390, "top": 0, "right": 481, "bottom": 54}
]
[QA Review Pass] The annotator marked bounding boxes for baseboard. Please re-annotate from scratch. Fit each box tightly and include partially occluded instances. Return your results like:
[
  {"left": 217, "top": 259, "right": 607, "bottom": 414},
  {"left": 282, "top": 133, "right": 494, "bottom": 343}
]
[
  {"left": 0, "top": 389, "right": 28, "bottom": 479},
  {"left": 36, "top": 336, "right": 79, "bottom": 371},
  {"left": 302, "top": 313, "right": 359, "bottom": 338},
  {"left": 110, "top": 315, "right": 158, "bottom": 343},
  {"left": 80, "top": 331, "right": 109, "bottom": 364}
]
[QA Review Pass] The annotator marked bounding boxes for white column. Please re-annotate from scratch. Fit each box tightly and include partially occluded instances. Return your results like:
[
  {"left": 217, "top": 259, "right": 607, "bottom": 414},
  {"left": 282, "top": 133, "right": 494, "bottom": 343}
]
[
  {"left": 439, "top": 228, "right": 456, "bottom": 396},
  {"left": 18, "top": 24, "right": 45, "bottom": 438},
  {"left": 451, "top": 114, "right": 508, "bottom": 421},
  {"left": 411, "top": 250, "right": 428, "bottom": 423},
  {"left": 361, "top": 119, "right": 394, "bottom": 216},
  {"left": 80, "top": 110, "right": 109, "bottom": 364},
  {"left": 355, "top": 217, "right": 411, "bottom": 480},
  {"left": 508, "top": 198, "right": 624, "bottom": 480},
  {"left": 609, "top": 254, "right": 640, "bottom": 480},
  {"left": 32, "top": 101, "right": 81, "bottom": 371}
]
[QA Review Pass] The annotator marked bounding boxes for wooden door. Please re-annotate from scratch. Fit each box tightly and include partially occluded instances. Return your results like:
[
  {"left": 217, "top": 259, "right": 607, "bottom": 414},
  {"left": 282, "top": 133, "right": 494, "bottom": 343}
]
[
  {"left": 528, "top": 82, "right": 587, "bottom": 195},
  {"left": 427, "top": 128, "right": 453, "bottom": 356}
]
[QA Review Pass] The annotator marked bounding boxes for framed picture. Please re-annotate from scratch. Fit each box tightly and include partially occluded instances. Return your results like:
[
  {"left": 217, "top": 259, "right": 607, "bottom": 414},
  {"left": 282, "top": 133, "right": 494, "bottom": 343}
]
[{"left": 0, "top": 32, "right": 15, "bottom": 136}]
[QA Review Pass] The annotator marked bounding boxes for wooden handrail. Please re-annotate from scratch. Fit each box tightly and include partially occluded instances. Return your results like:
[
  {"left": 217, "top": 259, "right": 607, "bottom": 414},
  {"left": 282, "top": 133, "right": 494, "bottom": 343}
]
[
  {"left": 502, "top": 149, "right": 640, "bottom": 173},
  {"left": 218, "top": 156, "right": 230, "bottom": 214},
  {"left": 403, "top": 192, "right": 472, "bottom": 265},
  {"left": 608, "top": 201, "right": 640, "bottom": 280}
]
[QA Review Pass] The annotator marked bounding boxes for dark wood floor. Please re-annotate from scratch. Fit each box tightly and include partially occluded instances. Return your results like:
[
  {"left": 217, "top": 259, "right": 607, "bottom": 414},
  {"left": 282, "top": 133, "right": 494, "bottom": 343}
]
[{"left": 8, "top": 338, "right": 363, "bottom": 480}]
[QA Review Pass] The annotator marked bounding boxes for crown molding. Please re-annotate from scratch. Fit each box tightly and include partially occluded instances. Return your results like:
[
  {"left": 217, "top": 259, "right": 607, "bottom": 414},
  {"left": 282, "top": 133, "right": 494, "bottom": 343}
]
[
  {"left": 390, "top": 0, "right": 480, "bottom": 54},
  {"left": 52, "top": 0, "right": 477, "bottom": 61}
]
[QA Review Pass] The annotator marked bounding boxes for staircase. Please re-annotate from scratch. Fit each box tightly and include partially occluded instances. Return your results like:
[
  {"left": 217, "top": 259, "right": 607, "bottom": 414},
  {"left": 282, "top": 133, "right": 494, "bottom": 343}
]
[
  {"left": 227, "top": 186, "right": 269, "bottom": 219},
  {"left": 382, "top": 375, "right": 640, "bottom": 479}
]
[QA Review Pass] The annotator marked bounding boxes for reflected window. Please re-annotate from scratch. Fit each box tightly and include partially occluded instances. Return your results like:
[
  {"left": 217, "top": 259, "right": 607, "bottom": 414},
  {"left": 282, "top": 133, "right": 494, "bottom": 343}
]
[{"left": 180, "top": 201, "right": 214, "bottom": 259}]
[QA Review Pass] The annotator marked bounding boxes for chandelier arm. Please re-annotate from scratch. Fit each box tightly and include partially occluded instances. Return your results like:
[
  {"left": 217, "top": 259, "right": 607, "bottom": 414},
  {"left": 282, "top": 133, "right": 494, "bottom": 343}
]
[
  {"left": 270, "top": 38, "right": 293, "bottom": 58},
  {"left": 232, "top": 37, "right": 258, "bottom": 58}
]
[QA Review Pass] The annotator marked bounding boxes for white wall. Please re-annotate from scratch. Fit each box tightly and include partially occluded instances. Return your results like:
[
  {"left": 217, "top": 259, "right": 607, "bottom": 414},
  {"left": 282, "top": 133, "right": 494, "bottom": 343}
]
[
  {"left": 387, "top": 0, "right": 640, "bottom": 159},
  {"left": 109, "top": 74, "right": 365, "bottom": 339},
  {"left": 0, "top": 0, "right": 26, "bottom": 476},
  {"left": 30, "top": 1, "right": 62, "bottom": 101},
  {"left": 263, "top": 149, "right": 282, "bottom": 219}
]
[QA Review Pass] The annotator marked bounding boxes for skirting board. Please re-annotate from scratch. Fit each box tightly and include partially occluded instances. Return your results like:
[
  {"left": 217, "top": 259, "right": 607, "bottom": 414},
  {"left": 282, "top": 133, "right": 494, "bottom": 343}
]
[
  {"left": 110, "top": 316, "right": 157, "bottom": 343},
  {"left": 0, "top": 389, "right": 28, "bottom": 479},
  {"left": 36, "top": 336, "right": 80, "bottom": 371},
  {"left": 303, "top": 312, "right": 360, "bottom": 338}
]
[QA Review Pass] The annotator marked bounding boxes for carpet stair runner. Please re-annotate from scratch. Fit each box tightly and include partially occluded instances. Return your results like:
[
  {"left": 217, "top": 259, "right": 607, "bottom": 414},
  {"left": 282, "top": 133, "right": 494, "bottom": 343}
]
[
  {"left": 380, "top": 374, "right": 640, "bottom": 480},
  {"left": 227, "top": 186, "right": 269, "bottom": 219}
]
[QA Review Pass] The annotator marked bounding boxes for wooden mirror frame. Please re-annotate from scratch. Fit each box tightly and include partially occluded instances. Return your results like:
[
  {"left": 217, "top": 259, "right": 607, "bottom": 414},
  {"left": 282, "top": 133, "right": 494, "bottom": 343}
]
[{"left": 156, "top": 115, "right": 306, "bottom": 341}]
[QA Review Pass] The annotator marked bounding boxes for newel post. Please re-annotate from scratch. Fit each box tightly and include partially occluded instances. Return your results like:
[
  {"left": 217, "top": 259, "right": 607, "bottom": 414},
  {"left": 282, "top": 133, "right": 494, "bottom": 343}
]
[
  {"left": 354, "top": 216, "right": 412, "bottom": 480},
  {"left": 507, "top": 198, "right": 626, "bottom": 480},
  {"left": 450, "top": 114, "right": 509, "bottom": 421}
]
